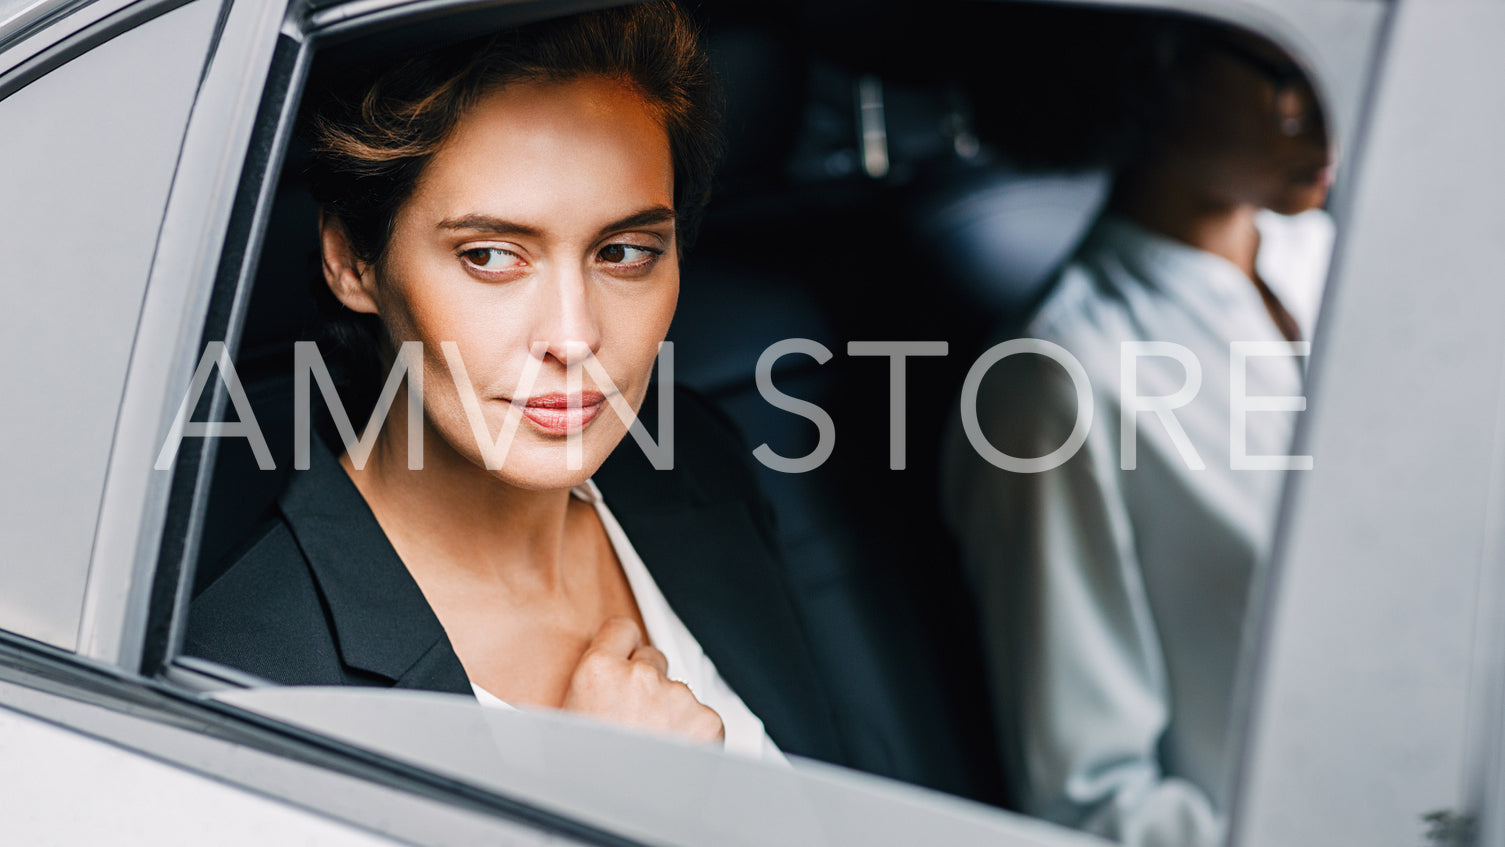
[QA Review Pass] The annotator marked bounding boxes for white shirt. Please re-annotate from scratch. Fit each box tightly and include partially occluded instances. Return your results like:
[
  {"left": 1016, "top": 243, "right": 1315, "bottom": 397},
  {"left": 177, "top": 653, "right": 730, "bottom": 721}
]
[
  {"left": 942, "top": 210, "right": 1334, "bottom": 846},
  {"left": 471, "top": 479, "right": 786, "bottom": 763}
]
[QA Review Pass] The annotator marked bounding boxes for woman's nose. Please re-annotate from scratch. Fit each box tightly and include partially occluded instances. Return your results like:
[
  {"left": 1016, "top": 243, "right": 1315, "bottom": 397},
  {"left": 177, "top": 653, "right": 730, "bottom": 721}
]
[{"left": 532, "top": 264, "right": 602, "bottom": 367}]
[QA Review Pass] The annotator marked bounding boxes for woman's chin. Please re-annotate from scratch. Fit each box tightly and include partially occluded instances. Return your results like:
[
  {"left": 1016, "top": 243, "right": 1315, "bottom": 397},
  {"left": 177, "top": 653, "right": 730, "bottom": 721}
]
[
  {"left": 467, "top": 437, "right": 618, "bottom": 492},
  {"left": 494, "top": 468, "right": 598, "bottom": 493}
]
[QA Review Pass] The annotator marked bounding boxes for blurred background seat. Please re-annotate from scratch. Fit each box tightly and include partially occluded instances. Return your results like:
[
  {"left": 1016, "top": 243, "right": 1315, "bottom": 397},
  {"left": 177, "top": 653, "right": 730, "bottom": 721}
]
[{"left": 665, "top": 0, "right": 1106, "bottom": 805}]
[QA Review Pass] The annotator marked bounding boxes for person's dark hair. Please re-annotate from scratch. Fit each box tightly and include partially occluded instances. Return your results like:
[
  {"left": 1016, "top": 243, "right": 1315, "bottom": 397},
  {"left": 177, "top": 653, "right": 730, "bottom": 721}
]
[
  {"left": 962, "top": 8, "right": 1244, "bottom": 172},
  {"left": 304, "top": 1, "right": 721, "bottom": 408}
]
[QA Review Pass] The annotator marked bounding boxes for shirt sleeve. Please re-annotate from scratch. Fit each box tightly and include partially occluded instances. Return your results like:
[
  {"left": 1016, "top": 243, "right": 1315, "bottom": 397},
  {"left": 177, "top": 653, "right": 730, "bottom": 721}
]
[{"left": 942, "top": 351, "right": 1224, "bottom": 847}]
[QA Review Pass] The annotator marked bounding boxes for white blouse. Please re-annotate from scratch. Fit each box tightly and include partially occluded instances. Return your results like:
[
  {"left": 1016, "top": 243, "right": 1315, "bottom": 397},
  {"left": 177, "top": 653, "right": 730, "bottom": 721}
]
[
  {"left": 471, "top": 479, "right": 786, "bottom": 763},
  {"left": 943, "top": 209, "right": 1334, "bottom": 846}
]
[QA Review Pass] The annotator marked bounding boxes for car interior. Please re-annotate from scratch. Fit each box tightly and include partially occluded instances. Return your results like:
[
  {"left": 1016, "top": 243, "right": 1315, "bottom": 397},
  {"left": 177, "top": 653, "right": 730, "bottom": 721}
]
[{"left": 180, "top": 0, "right": 1274, "bottom": 810}]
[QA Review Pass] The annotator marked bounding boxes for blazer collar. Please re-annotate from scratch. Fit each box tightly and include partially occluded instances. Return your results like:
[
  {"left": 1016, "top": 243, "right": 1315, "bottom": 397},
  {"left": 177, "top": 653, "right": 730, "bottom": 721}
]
[{"left": 276, "top": 440, "right": 471, "bottom": 694}]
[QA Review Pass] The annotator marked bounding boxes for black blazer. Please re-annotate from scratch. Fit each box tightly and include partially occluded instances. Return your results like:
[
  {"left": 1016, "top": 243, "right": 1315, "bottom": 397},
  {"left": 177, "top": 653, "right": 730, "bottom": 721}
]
[{"left": 186, "top": 390, "right": 846, "bottom": 764}]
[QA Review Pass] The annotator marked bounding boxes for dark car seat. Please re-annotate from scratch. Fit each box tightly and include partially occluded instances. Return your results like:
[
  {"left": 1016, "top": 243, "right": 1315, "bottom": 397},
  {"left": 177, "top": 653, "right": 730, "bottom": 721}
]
[{"left": 664, "top": 0, "right": 1106, "bottom": 805}]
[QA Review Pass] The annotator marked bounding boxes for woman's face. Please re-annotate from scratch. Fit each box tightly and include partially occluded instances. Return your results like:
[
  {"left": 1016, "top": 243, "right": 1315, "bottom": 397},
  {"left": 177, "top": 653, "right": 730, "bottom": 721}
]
[
  {"left": 333, "top": 75, "right": 678, "bottom": 490},
  {"left": 1161, "top": 36, "right": 1335, "bottom": 215}
]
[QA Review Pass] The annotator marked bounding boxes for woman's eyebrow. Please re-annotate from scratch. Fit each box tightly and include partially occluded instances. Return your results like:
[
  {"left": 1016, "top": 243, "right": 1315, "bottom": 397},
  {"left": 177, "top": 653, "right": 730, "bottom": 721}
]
[
  {"left": 436, "top": 215, "right": 542, "bottom": 237},
  {"left": 435, "top": 207, "right": 675, "bottom": 239},
  {"left": 597, "top": 206, "right": 676, "bottom": 236}
]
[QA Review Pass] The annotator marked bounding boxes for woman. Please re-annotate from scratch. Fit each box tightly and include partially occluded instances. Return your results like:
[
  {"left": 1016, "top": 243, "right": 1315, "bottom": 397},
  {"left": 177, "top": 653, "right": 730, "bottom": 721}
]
[
  {"left": 188, "top": 3, "right": 841, "bottom": 764},
  {"left": 943, "top": 14, "right": 1334, "bottom": 845}
]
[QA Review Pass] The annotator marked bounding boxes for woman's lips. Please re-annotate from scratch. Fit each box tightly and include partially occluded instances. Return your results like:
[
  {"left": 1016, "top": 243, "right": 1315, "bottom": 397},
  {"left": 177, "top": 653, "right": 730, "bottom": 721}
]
[{"left": 515, "top": 391, "right": 606, "bottom": 436}]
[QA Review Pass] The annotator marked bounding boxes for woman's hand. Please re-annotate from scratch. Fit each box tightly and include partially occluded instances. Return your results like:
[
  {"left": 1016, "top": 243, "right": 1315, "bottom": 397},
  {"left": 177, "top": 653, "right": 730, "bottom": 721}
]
[{"left": 560, "top": 616, "right": 725, "bottom": 746}]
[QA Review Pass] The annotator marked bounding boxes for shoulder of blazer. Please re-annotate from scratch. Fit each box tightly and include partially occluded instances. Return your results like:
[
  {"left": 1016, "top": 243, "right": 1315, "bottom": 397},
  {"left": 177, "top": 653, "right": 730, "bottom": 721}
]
[
  {"left": 185, "top": 516, "right": 351, "bottom": 685},
  {"left": 185, "top": 443, "right": 472, "bottom": 695}
]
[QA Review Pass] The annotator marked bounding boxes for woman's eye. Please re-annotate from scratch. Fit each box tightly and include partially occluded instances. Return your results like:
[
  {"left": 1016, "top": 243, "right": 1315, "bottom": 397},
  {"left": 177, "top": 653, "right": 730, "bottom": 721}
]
[
  {"left": 461, "top": 247, "right": 525, "bottom": 270},
  {"left": 598, "top": 244, "right": 662, "bottom": 265}
]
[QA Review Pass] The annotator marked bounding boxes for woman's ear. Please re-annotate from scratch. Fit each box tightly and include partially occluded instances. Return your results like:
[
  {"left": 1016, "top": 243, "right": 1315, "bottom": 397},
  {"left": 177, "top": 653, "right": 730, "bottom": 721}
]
[{"left": 319, "top": 210, "right": 380, "bottom": 315}]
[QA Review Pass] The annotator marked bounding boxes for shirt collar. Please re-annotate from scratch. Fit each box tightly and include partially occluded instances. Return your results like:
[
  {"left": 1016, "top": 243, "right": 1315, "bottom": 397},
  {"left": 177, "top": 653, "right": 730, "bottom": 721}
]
[
  {"left": 1088, "top": 212, "right": 1260, "bottom": 311},
  {"left": 1086, "top": 210, "right": 1327, "bottom": 339},
  {"left": 570, "top": 478, "right": 602, "bottom": 504}
]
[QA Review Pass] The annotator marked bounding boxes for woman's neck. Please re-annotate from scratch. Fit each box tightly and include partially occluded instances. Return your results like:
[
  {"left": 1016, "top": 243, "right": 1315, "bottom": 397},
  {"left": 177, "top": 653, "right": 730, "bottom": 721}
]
[
  {"left": 339, "top": 393, "right": 581, "bottom": 597},
  {"left": 1108, "top": 165, "right": 1261, "bottom": 279}
]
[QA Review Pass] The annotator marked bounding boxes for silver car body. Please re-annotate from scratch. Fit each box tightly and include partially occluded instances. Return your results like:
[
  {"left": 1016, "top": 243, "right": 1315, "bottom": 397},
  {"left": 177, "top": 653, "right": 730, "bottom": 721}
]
[{"left": 3, "top": 0, "right": 1502, "bottom": 844}]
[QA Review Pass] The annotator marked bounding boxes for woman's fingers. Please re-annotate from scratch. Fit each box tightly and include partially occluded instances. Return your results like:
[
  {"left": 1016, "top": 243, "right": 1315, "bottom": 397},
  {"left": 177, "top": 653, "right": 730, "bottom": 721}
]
[
  {"left": 561, "top": 617, "right": 723, "bottom": 746},
  {"left": 585, "top": 615, "right": 643, "bottom": 659},
  {"left": 629, "top": 645, "right": 670, "bottom": 677},
  {"left": 671, "top": 680, "right": 726, "bottom": 743}
]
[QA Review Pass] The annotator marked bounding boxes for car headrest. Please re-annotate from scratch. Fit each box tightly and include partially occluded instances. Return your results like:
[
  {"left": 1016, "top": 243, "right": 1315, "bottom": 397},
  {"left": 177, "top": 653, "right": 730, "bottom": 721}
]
[
  {"left": 905, "top": 164, "right": 1111, "bottom": 323},
  {"left": 698, "top": 2, "right": 807, "bottom": 190}
]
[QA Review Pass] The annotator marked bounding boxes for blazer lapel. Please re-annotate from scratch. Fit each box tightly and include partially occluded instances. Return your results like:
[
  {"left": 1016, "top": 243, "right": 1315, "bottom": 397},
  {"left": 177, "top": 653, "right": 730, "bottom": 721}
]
[{"left": 277, "top": 442, "right": 472, "bottom": 695}]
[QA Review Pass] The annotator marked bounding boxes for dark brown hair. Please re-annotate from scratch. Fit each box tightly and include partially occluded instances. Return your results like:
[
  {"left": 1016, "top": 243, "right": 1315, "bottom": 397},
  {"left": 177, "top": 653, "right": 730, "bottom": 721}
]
[
  {"left": 962, "top": 8, "right": 1291, "bottom": 172},
  {"left": 304, "top": 2, "right": 721, "bottom": 404}
]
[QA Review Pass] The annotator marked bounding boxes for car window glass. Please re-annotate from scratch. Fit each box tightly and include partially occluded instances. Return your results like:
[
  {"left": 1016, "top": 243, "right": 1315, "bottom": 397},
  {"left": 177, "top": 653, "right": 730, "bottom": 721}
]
[
  {"left": 156, "top": 3, "right": 1408, "bottom": 845},
  {"left": 0, "top": 0, "right": 216, "bottom": 648},
  {"left": 0, "top": 0, "right": 40, "bottom": 30},
  {"left": 217, "top": 685, "right": 1110, "bottom": 847}
]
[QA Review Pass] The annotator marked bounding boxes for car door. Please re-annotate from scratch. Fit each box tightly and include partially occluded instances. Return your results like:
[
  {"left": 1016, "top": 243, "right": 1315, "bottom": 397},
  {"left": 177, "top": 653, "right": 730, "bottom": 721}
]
[
  {"left": 0, "top": 0, "right": 221, "bottom": 653},
  {"left": 0, "top": 4, "right": 531, "bottom": 842},
  {"left": 0, "top": 0, "right": 1123, "bottom": 843},
  {"left": 1227, "top": 2, "right": 1505, "bottom": 846},
  {"left": 17, "top": 0, "right": 1497, "bottom": 845}
]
